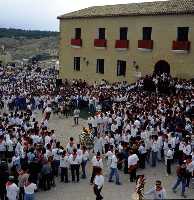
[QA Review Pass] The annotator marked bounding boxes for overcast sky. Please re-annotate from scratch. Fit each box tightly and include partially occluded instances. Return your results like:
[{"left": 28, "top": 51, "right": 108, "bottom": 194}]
[{"left": 0, "top": 0, "right": 167, "bottom": 31}]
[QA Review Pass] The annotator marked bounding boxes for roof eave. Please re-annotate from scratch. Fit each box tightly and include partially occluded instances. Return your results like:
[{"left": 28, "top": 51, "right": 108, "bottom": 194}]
[{"left": 58, "top": 11, "right": 194, "bottom": 20}]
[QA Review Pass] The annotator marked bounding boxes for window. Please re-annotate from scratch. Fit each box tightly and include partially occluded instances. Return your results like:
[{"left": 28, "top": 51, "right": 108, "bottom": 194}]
[
  {"left": 96, "top": 59, "right": 104, "bottom": 74},
  {"left": 143, "top": 27, "right": 152, "bottom": 40},
  {"left": 177, "top": 27, "right": 189, "bottom": 41},
  {"left": 75, "top": 28, "right": 81, "bottom": 39},
  {"left": 74, "top": 57, "right": 80, "bottom": 71},
  {"left": 120, "top": 27, "right": 128, "bottom": 40},
  {"left": 98, "top": 28, "right": 105, "bottom": 40},
  {"left": 117, "top": 60, "right": 126, "bottom": 76}
]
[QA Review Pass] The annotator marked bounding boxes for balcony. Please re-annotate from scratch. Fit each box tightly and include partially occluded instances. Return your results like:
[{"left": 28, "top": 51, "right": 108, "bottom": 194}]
[
  {"left": 71, "top": 38, "right": 82, "bottom": 48},
  {"left": 172, "top": 40, "right": 190, "bottom": 53},
  {"left": 94, "top": 39, "right": 107, "bottom": 48},
  {"left": 138, "top": 40, "right": 153, "bottom": 51},
  {"left": 115, "top": 40, "right": 129, "bottom": 50}
]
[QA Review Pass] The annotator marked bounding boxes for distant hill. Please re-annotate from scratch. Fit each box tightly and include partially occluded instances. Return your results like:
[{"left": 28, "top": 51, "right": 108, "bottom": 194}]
[
  {"left": 0, "top": 28, "right": 59, "bottom": 39},
  {"left": 0, "top": 28, "right": 59, "bottom": 60}
]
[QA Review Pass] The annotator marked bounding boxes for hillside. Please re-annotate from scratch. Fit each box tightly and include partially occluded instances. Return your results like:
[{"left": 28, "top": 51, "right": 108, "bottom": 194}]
[
  {"left": 0, "top": 28, "right": 59, "bottom": 61},
  {"left": 0, "top": 28, "right": 58, "bottom": 39}
]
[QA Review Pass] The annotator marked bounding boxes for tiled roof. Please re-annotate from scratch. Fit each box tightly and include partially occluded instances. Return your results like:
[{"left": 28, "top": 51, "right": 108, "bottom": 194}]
[{"left": 57, "top": 0, "right": 194, "bottom": 19}]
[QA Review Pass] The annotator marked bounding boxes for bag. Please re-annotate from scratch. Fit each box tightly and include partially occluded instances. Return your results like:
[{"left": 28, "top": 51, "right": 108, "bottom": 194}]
[{"left": 128, "top": 164, "right": 137, "bottom": 173}]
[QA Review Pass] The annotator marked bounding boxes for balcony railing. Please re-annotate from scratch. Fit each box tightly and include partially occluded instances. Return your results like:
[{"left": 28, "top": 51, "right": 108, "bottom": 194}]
[
  {"left": 94, "top": 39, "right": 107, "bottom": 48},
  {"left": 138, "top": 40, "right": 153, "bottom": 50},
  {"left": 71, "top": 38, "right": 82, "bottom": 47},
  {"left": 115, "top": 40, "right": 129, "bottom": 49},
  {"left": 172, "top": 40, "right": 190, "bottom": 51}
]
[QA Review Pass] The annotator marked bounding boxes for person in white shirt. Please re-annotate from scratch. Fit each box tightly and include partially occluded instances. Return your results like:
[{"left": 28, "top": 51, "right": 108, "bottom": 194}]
[
  {"left": 138, "top": 141, "right": 147, "bottom": 169},
  {"left": 93, "top": 167, "right": 104, "bottom": 200},
  {"left": 151, "top": 137, "right": 159, "bottom": 167},
  {"left": 44, "top": 132, "right": 51, "bottom": 146},
  {"left": 91, "top": 116, "right": 98, "bottom": 135},
  {"left": 24, "top": 177, "right": 37, "bottom": 200},
  {"left": 166, "top": 144, "right": 174, "bottom": 175},
  {"left": 111, "top": 121, "right": 118, "bottom": 134},
  {"left": 44, "top": 105, "right": 52, "bottom": 120},
  {"left": 108, "top": 150, "right": 121, "bottom": 185},
  {"left": 103, "top": 134, "right": 110, "bottom": 153},
  {"left": 90, "top": 152, "right": 103, "bottom": 184},
  {"left": 66, "top": 137, "right": 77, "bottom": 155},
  {"left": 93, "top": 134, "right": 104, "bottom": 154},
  {"left": 185, "top": 155, "right": 194, "bottom": 187},
  {"left": 69, "top": 149, "right": 81, "bottom": 182},
  {"left": 115, "top": 115, "right": 122, "bottom": 132},
  {"left": 178, "top": 141, "right": 185, "bottom": 163},
  {"left": 73, "top": 108, "right": 80, "bottom": 125},
  {"left": 60, "top": 150, "right": 69, "bottom": 183},
  {"left": 163, "top": 137, "right": 169, "bottom": 165},
  {"left": 81, "top": 146, "right": 89, "bottom": 179},
  {"left": 145, "top": 180, "right": 166, "bottom": 200},
  {"left": 157, "top": 134, "right": 163, "bottom": 161},
  {"left": 183, "top": 142, "right": 192, "bottom": 157},
  {"left": 52, "top": 142, "right": 63, "bottom": 177},
  {"left": 6, "top": 177, "right": 19, "bottom": 200},
  {"left": 128, "top": 150, "right": 139, "bottom": 182},
  {"left": 0, "top": 137, "right": 6, "bottom": 159}
]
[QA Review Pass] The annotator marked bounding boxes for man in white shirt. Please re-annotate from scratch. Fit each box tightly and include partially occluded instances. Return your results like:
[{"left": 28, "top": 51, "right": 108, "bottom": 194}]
[
  {"left": 44, "top": 105, "right": 52, "bottom": 120},
  {"left": 69, "top": 149, "right": 81, "bottom": 182},
  {"left": 6, "top": 176, "right": 19, "bottom": 200},
  {"left": 24, "top": 178, "right": 37, "bottom": 199},
  {"left": 166, "top": 144, "right": 174, "bottom": 175},
  {"left": 81, "top": 146, "right": 89, "bottom": 179},
  {"left": 90, "top": 152, "right": 103, "bottom": 184},
  {"left": 186, "top": 155, "right": 194, "bottom": 187},
  {"left": 52, "top": 142, "right": 63, "bottom": 177},
  {"left": 60, "top": 150, "right": 69, "bottom": 183},
  {"left": 73, "top": 108, "right": 80, "bottom": 125},
  {"left": 111, "top": 121, "right": 118, "bottom": 134},
  {"left": 151, "top": 138, "right": 159, "bottom": 167},
  {"left": 93, "top": 167, "right": 104, "bottom": 200},
  {"left": 183, "top": 142, "right": 192, "bottom": 157},
  {"left": 128, "top": 150, "right": 139, "bottom": 182},
  {"left": 115, "top": 115, "right": 122, "bottom": 132},
  {"left": 145, "top": 180, "right": 166, "bottom": 200},
  {"left": 108, "top": 150, "right": 121, "bottom": 185},
  {"left": 93, "top": 134, "right": 104, "bottom": 154}
]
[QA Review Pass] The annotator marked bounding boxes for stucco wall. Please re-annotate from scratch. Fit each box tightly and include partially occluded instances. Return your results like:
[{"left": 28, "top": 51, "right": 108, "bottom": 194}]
[{"left": 59, "top": 14, "right": 194, "bottom": 83}]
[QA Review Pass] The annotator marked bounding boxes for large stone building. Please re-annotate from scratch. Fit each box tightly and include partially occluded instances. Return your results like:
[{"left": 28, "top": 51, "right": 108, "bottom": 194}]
[{"left": 58, "top": 0, "right": 194, "bottom": 83}]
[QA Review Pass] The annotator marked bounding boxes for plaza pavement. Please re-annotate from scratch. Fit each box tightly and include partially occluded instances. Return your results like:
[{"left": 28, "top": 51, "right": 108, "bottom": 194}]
[{"left": 35, "top": 112, "right": 194, "bottom": 200}]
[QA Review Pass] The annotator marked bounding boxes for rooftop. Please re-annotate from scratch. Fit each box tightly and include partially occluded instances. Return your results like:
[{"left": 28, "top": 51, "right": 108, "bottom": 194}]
[{"left": 57, "top": 0, "right": 194, "bottom": 19}]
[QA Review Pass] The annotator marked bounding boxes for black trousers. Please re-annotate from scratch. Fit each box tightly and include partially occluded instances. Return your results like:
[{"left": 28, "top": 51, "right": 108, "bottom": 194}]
[
  {"left": 90, "top": 167, "right": 98, "bottom": 184},
  {"left": 139, "top": 153, "right": 146, "bottom": 169},
  {"left": 74, "top": 117, "right": 79, "bottom": 125},
  {"left": 186, "top": 171, "right": 192, "bottom": 187},
  {"left": 167, "top": 159, "right": 172, "bottom": 174},
  {"left": 61, "top": 167, "right": 68, "bottom": 182},
  {"left": 19, "top": 187, "right": 24, "bottom": 200},
  {"left": 0, "top": 186, "right": 6, "bottom": 200},
  {"left": 94, "top": 185, "right": 103, "bottom": 200},
  {"left": 71, "top": 164, "right": 80, "bottom": 182},
  {"left": 42, "top": 174, "right": 51, "bottom": 191},
  {"left": 124, "top": 160, "right": 128, "bottom": 174},
  {"left": 129, "top": 168, "right": 137, "bottom": 182}
]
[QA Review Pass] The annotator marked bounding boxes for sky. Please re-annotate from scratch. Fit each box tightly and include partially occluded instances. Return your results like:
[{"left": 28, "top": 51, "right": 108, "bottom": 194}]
[{"left": 0, "top": 0, "right": 167, "bottom": 31}]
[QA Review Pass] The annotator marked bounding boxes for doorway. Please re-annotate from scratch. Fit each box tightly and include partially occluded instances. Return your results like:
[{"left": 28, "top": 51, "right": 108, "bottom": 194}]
[{"left": 154, "top": 60, "right": 170, "bottom": 75}]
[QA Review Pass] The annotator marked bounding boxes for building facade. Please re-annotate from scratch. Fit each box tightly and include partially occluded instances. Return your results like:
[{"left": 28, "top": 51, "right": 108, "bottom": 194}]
[{"left": 58, "top": 0, "right": 194, "bottom": 83}]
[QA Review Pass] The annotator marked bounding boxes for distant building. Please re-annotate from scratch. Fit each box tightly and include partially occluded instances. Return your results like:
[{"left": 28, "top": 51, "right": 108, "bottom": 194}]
[{"left": 58, "top": 0, "right": 194, "bottom": 83}]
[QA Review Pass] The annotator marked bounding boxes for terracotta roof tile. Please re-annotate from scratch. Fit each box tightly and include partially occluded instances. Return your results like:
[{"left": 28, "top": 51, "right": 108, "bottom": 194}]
[{"left": 57, "top": 0, "right": 194, "bottom": 19}]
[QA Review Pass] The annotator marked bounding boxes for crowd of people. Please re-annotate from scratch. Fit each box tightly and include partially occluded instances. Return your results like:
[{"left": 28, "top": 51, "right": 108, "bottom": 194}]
[{"left": 0, "top": 63, "right": 194, "bottom": 200}]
